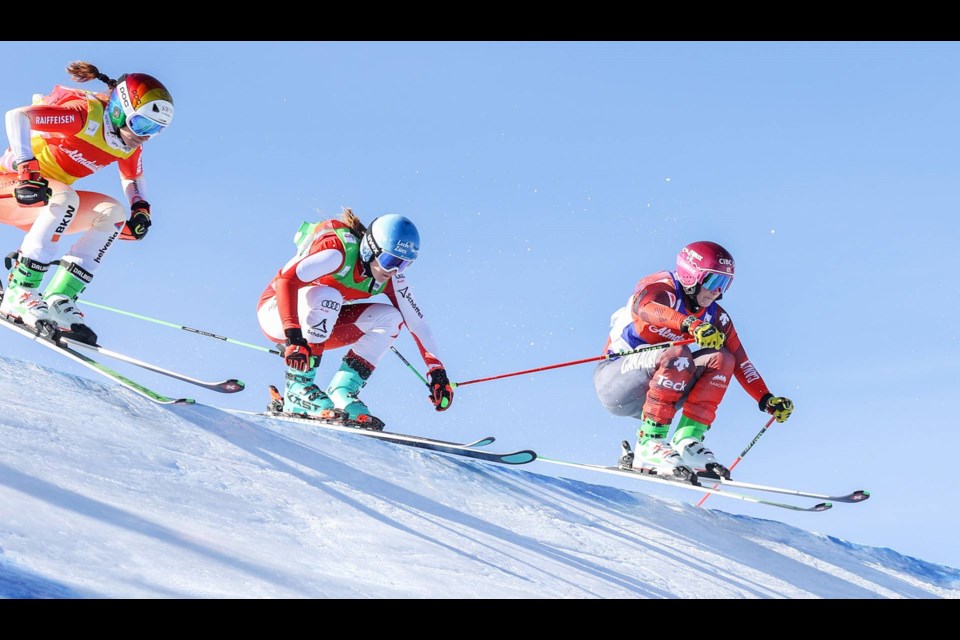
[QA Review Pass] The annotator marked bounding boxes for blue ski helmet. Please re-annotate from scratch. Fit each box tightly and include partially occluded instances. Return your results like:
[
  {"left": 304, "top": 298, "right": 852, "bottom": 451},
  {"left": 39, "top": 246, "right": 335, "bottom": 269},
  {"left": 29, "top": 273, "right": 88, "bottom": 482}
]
[{"left": 359, "top": 214, "right": 420, "bottom": 274}]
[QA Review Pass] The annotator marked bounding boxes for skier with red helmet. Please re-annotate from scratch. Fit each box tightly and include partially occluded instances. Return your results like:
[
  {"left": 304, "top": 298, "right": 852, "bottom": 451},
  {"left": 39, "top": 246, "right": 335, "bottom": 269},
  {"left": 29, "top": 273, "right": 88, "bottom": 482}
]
[
  {"left": 0, "top": 60, "right": 174, "bottom": 345},
  {"left": 594, "top": 240, "right": 794, "bottom": 483}
]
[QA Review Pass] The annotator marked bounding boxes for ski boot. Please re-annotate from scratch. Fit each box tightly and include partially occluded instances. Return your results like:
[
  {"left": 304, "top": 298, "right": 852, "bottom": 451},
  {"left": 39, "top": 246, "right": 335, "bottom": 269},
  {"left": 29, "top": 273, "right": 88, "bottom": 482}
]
[
  {"left": 1, "top": 253, "right": 55, "bottom": 336},
  {"left": 43, "top": 260, "right": 98, "bottom": 345},
  {"left": 631, "top": 416, "right": 698, "bottom": 484},
  {"left": 326, "top": 355, "right": 385, "bottom": 431},
  {"left": 280, "top": 366, "right": 340, "bottom": 415},
  {"left": 672, "top": 415, "right": 730, "bottom": 480}
]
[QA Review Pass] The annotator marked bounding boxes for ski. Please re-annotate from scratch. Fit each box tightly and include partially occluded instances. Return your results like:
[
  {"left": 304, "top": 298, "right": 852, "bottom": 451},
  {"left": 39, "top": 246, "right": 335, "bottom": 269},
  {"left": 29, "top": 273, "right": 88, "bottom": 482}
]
[
  {"left": 0, "top": 314, "right": 195, "bottom": 405},
  {"left": 230, "top": 408, "right": 534, "bottom": 465},
  {"left": 696, "top": 471, "right": 870, "bottom": 504},
  {"left": 536, "top": 456, "right": 832, "bottom": 512},
  {"left": 60, "top": 337, "right": 245, "bottom": 394}
]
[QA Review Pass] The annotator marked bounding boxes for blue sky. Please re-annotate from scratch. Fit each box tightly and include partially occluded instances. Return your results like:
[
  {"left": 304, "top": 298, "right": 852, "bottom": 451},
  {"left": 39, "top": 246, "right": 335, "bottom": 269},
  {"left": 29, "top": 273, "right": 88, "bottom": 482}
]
[{"left": 2, "top": 42, "right": 959, "bottom": 571}]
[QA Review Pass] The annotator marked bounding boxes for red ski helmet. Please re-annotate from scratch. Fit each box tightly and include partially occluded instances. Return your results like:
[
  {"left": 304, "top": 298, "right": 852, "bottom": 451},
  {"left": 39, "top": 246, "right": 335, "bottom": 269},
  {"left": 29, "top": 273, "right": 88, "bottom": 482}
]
[
  {"left": 107, "top": 73, "right": 174, "bottom": 136},
  {"left": 676, "top": 241, "right": 735, "bottom": 294}
]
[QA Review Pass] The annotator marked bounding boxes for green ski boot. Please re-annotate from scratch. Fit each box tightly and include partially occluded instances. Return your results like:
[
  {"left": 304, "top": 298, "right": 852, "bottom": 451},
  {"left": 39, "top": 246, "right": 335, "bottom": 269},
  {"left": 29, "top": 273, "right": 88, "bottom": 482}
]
[
  {"left": 672, "top": 415, "right": 729, "bottom": 480},
  {"left": 1, "top": 253, "right": 53, "bottom": 331},
  {"left": 43, "top": 260, "right": 98, "bottom": 345}
]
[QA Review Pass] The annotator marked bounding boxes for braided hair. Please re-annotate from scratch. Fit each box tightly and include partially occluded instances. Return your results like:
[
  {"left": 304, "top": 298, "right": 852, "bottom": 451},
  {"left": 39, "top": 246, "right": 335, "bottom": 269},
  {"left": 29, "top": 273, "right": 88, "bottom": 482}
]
[
  {"left": 340, "top": 207, "right": 368, "bottom": 237},
  {"left": 65, "top": 61, "right": 117, "bottom": 90}
]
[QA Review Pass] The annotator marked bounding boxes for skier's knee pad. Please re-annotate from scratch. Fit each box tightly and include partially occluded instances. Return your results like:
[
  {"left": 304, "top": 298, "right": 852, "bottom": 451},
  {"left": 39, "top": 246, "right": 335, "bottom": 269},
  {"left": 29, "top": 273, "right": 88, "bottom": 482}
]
[
  {"left": 357, "top": 302, "right": 402, "bottom": 335},
  {"left": 48, "top": 188, "right": 80, "bottom": 220},
  {"left": 89, "top": 200, "right": 126, "bottom": 231}
]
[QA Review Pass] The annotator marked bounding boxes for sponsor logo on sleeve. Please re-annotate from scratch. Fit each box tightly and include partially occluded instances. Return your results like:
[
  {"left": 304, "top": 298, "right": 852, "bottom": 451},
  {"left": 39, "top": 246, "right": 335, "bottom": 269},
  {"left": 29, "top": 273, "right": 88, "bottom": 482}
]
[
  {"left": 739, "top": 360, "right": 760, "bottom": 384},
  {"left": 395, "top": 285, "right": 423, "bottom": 319},
  {"left": 648, "top": 325, "right": 686, "bottom": 341},
  {"left": 34, "top": 114, "right": 76, "bottom": 125}
]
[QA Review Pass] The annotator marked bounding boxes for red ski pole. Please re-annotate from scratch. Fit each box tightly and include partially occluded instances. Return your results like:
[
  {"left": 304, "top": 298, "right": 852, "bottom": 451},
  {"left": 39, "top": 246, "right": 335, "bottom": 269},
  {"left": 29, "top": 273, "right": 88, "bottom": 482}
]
[
  {"left": 697, "top": 415, "right": 777, "bottom": 508},
  {"left": 452, "top": 339, "right": 694, "bottom": 388}
]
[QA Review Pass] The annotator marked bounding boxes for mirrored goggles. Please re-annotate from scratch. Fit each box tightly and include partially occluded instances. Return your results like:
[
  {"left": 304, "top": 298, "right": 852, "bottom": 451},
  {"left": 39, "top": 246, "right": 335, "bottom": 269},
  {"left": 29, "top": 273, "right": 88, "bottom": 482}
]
[
  {"left": 700, "top": 270, "right": 734, "bottom": 293},
  {"left": 375, "top": 250, "right": 414, "bottom": 274},
  {"left": 127, "top": 114, "right": 165, "bottom": 137}
]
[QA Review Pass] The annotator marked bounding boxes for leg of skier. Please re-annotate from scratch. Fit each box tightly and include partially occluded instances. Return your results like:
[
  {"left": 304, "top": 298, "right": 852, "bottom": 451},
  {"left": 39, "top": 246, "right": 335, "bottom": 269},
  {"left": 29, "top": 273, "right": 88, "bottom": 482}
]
[
  {"left": 322, "top": 302, "right": 404, "bottom": 430},
  {"left": 0, "top": 180, "right": 79, "bottom": 328},
  {"left": 258, "top": 285, "right": 343, "bottom": 417},
  {"left": 671, "top": 347, "right": 736, "bottom": 479},
  {"left": 595, "top": 343, "right": 698, "bottom": 482},
  {"left": 41, "top": 192, "right": 127, "bottom": 345}
]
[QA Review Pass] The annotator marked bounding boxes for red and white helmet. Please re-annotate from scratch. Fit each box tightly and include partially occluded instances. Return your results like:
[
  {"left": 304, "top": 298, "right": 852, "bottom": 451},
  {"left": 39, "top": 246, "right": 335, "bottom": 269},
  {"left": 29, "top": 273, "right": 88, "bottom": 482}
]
[{"left": 676, "top": 241, "right": 735, "bottom": 293}]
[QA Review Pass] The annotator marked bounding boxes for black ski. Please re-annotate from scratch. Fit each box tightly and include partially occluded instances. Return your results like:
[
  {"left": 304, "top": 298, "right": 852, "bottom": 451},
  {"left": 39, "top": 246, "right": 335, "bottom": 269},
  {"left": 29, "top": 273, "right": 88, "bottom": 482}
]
[{"left": 253, "top": 409, "right": 535, "bottom": 465}]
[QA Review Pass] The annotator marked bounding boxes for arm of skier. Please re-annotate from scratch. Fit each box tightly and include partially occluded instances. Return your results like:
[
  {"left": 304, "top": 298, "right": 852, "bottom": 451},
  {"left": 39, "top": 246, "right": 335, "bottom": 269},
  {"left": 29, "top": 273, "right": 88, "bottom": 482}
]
[
  {"left": 273, "top": 236, "right": 346, "bottom": 333},
  {"left": 722, "top": 311, "right": 794, "bottom": 422},
  {"left": 4, "top": 103, "right": 84, "bottom": 205},
  {"left": 385, "top": 274, "right": 453, "bottom": 411},
  {"left": 118, "top": 153, "right": 151, "bottom": 240}
]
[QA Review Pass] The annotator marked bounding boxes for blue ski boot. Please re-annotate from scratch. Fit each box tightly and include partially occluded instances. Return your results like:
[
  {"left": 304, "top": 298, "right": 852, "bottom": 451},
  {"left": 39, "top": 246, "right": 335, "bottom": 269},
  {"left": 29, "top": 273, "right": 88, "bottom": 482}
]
[{"left": 326, "top": 355, "right": 385, "bottom": 430}]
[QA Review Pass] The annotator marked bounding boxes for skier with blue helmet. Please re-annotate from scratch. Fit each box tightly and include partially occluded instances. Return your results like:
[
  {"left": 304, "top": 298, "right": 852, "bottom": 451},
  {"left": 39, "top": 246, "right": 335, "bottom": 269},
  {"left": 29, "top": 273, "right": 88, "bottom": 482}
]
[{"left": 257, "top": 208, "right": 454, "bottom": 429}]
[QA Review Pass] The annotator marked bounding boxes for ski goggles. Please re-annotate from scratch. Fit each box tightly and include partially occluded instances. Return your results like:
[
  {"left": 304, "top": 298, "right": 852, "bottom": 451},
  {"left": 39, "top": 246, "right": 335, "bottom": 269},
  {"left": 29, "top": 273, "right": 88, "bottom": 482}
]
[
  {"left": 374, "top": 250, "right": 414, "bottom": 274},
  {"left": 699, "top": 270, "right": 734, "bottom": 293},
  {"left": 126, "top": 114, "right": 166, "bottom": 137},
  {"left": 363, "top": 231, "right": 415, "bottom": 274}
]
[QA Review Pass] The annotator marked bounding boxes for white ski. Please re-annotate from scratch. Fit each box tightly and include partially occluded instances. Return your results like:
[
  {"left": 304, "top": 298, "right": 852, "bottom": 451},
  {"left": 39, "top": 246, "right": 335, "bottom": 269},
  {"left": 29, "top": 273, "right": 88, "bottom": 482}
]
[
  {"left": 60, "top": 337, "right": 245, "bottom": 394},
  {"left": 536, "top": 456, "right": 833, "bottom": 512}
]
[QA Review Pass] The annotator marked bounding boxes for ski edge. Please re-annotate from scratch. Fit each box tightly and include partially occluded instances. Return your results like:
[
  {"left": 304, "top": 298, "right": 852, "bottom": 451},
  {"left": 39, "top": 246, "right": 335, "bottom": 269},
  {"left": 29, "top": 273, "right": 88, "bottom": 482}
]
[
  {"left": 536, "top": 456, "right": 833, "bottom": 512},
  {"left": 696, "top": 472, "right": 871, "bottom": 504},
  {"left": 61, "top": 337, "right": 246, "bottom": 394},
  {"left": 227, "top": 408, "right": 534, "bottom": 465},
  {"left": 0, "top": 315, "right": 195, "bottom": 405}
]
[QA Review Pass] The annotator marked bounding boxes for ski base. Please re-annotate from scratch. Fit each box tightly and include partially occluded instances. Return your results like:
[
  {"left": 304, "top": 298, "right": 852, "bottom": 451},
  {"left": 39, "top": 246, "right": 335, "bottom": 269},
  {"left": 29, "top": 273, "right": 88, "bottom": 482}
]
[
  {"left": 536, "top": 456, "right": 833, "bottom": 512},
  {"left": 258, "top": 409, "right": 536, "bottom": 466},
  {"left": 0, "top": 313, "right": 195, "bottom": 405},
  {"left": 61, "top": 337, "right": 245, "bottom": 394},
  {"left": 696, "top": 471, "right": 871, "bottom": 504}
]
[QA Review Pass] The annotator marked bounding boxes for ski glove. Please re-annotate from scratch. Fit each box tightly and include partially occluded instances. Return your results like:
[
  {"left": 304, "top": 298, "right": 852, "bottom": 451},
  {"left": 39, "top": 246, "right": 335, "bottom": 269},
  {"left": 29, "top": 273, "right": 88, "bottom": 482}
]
[
  {"left": 427, "top": 366, "right": 454, "bottom": 411},
  {"left": 283, "top": 328, "right": 316, "bottom": 372},
  {"left": 13, "top": 159, "right": 51, "bottom": 208},
  {"left": 121, "top": 201, "right": 152, "bottom": 241},
  {"left": 681, "top": 315, "right": 726, "bottom": 350},
  {"left": 760, "top": 393, "right": 794, "bottom": 423}
]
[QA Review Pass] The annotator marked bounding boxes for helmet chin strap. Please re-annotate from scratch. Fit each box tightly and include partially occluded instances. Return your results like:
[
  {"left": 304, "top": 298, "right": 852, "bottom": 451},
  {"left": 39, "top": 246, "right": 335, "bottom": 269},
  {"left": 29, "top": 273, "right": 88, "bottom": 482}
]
[
  {"left": 683, "top": 284, "right": 702, "bottom": 313},
  {"left": 358, "top": 259, "right": 378, "bottom": 293},
  {"left": 683, "top": 283, "right": 723, "bottom": 314}
]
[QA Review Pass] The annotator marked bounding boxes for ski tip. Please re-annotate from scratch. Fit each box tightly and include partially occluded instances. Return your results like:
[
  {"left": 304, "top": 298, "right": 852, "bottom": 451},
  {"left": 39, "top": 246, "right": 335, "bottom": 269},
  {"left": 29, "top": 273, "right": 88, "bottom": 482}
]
[
  {"left": 174, "top": 398, "right": 197, "bottom": 405},
  {"left": 220, "top": 379, "right": 246, "bottom": 393},
  {"left": 500, "top": 450, "right": 537, "bottom": 465},
  {"left": 850, "top": 490, "right": 871, "bottom": 502},
  {"left": 814, "top": 502, "right": 833, "bottom": 512}
]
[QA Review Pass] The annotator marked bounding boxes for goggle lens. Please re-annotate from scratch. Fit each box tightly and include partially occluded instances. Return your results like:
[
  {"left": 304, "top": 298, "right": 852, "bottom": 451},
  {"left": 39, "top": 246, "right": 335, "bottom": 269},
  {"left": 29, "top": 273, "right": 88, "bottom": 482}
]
[
  {"left": 376, "top": 251, "right": 413, "bottom": 274},
  {"left": 127, "top": 114, "right": 165, "bottom": 137},
  {"left": 700, "top": 271, "right": 733, "bottom": 293}
]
